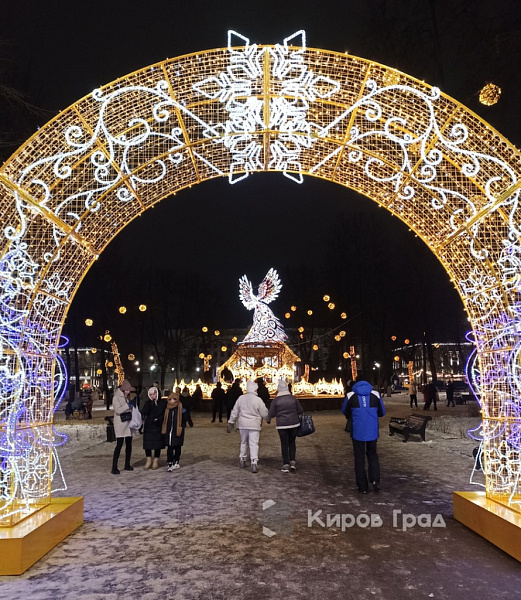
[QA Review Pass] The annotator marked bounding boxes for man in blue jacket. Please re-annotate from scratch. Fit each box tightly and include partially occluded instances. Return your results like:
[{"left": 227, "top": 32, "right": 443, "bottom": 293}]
[{"left": 342, "top": 379, "right": 386, "bottom": 494}]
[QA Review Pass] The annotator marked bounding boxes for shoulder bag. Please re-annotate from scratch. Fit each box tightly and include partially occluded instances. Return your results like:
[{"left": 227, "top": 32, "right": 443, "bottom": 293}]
[{"left": 296, "top": 414, "right": 315, "bottom": 437}]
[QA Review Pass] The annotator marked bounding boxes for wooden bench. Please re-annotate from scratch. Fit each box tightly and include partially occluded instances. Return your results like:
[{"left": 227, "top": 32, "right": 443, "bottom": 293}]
[{"left": 389, "top": 413, "right": 432, "bottom": 443}]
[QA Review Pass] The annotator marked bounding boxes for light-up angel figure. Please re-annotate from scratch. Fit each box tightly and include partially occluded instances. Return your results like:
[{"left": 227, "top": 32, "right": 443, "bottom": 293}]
[{"left": 239, "top": 268, "right": 287, "bottom": 344}]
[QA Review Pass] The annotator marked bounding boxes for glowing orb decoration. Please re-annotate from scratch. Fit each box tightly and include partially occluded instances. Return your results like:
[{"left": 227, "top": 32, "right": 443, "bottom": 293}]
[
  {"left": 404, "top": 339, "right": 410, "bottom": 345},
  {"left": 221, "top": 346, "right": 227, "bottom": 352},
  {"left": 85, "top": 319, "right": 93, "bottom": 326},
  {"left": 340, "top": 312, "right": 347, "bottom": 319},
  {"left": 214, "top": 330, "right": 220, "bottom": 336},
  {"left": 328, "top": 303, "right": 335, "bottom": 310},
  {"left": 307, "top": 310, "right": 313, "bottom": 315},
  {"left": 1, "top": 29, "right": 521, "bottom": 525},
  {"left": 103, "top": 333, "right": 112, "bottom": 343},
  {"left": 479, "top": 83, "right": 501, "bottom": 106},
  {"left": 127, "top": 353, "right": 135, "bottom": 361},
  {"left": 202, "top": 326, "right": 208, "bottom": 333},
  {"left": 323, "top": 296, "right": 330, "bottom": 302},
  {"left": 313, "top": 344, "right": 319, "bottom": 351},
  {"left": 91, "top": 348, "right": 97, "bottom": 354},
  {"left": 119, "top": 306, "right": 127, "bottom": 314},
  {"left": 138, "top": 304, "right": 147, "bottom": 312}
]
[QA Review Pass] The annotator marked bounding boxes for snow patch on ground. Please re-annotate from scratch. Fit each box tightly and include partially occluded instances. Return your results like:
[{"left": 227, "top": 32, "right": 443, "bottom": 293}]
[{"left": 54, "top": 424, "right": 106, "bottom": 456}]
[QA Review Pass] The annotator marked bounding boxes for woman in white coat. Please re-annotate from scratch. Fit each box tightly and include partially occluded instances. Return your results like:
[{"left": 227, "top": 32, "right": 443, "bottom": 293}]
[
  {"left": 112, "top": 379, "right": 134, "bottom": 474},
  {"left": 227, "top": 380, "right": 269, "bottom": 473}
]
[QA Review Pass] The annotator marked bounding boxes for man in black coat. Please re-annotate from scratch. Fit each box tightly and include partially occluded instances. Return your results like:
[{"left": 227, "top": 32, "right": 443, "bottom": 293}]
[
  {"left": 211, "top": 382, "right": 227, "bottom": 422},
  {"left": 255, "top": 377, "right": 270, "bottom": 407},
  {"left": 225, "top": 379, "right": 243, "bottom": 421},
  {"left": 423, "top": 380, "right": 438, "bottom": 411},
  {"left": 446, "top": 378, "right": 455, "bottom": 407}
]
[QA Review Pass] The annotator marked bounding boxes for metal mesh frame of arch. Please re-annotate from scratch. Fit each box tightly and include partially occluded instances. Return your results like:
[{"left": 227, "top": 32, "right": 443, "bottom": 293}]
[{"left": 1, "top": 30, "right": 521, "bottom": 525}]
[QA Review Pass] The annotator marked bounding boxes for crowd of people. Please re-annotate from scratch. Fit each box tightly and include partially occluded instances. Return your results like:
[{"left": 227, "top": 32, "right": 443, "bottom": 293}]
[{"left": 109, "top": 375, "right": 387, "bottom": 495}]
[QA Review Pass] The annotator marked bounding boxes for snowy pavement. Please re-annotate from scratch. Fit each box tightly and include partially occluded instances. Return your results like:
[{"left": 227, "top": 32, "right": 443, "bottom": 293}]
[{"left": 1, "top": 395, "right": 519, "bottom": 600}]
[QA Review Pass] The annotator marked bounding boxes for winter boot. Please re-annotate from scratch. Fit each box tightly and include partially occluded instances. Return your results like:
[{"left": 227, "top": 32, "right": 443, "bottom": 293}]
[
  {"left": 144, "top": 456, "right": 152, "bottom": 470},
  {"left": 124, "top": 445, "right": 133, "bottom": 471},
  {"left": 111, "top": 456, "right": 120, "bottom": 475},
  {"left": 152, "top": 457, "right": 159, "bottom": 470}
]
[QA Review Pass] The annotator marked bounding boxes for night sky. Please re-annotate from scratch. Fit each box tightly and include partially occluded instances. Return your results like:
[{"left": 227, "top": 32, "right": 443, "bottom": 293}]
[{"left": 1, "top": 0, "right": 520, "bottom": 353}]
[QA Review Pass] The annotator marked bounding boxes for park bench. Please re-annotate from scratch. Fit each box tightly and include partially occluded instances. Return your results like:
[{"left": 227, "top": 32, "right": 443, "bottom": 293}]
[{"left": 389, "top": 413, "right": 432, "bottom": 443}]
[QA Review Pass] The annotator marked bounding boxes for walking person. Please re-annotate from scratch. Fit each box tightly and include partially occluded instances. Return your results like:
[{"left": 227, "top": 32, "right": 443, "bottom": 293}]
[
  {"left": 342, "top": 378, "right": 386, "bottom": 494},
  {"left": 409, "top": 379, "right": 418, "bottom": 409},
  {"left": 111, "top": 379, "right": 134, "bottom": 474},
  {"left": 227, "top": 380, "right": 269, "bottom": 473},
  {"left": 192, "top": 384, "right": 203, "bottom": 411},
  {"left": 162, "top": 390, "right": 189, "bottom": 471},
  {"left": 180, "top": 386, "right": 194, "bottom": 427},
  {"left": 446, "top": 378, "right": 455, "bottom": 407},
  {"left": 256, "top": 377, "right": 271, "bottom": 407},
  {"left": 267, "top": 380, "right": 303, "bottom": 473},
  {"left": 211, "top": 381, "right": 226, "bottom": 422},
  {"left": 225, "top": 378, "right": 243, "bottom": 421},
  {"left": 423, "top": 380, "right": 438, "bottom": 411},
  {"left": 141, "top": 386, "right": 166, "bottom": 470}
]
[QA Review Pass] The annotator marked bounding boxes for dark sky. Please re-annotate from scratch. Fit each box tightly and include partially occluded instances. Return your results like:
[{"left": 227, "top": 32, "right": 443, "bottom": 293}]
[{"left": 1, "top": 0, "right": 520, "bottom": 345}]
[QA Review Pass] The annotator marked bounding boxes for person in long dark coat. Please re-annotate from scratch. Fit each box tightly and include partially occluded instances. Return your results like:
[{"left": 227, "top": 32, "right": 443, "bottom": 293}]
[
  {"left": 422, "top": 380, "right": 438, "bottom": 411},
  {"left": 192, "top": 384, "right": 203, "bottom": 411},
  {"left": 180, "top": 386, "right": 194, "bottom": 427},
  {"left": 162, "top": 392, "right": 189, "bottom": 471},
  {"left": 255, "top": 377, "right": 271, "bottom": 407},
  {"left": 141, "top": 386, "right": 166, "bottom": 470},
  {"left": 225, "top": 379, "right": 243, "bottom": 421},
  {"left": 211, "top": 382, "right": 226, "bottom": 422},
  {"left": 446, "top": 378, "right": 455, "bottom": 407}
]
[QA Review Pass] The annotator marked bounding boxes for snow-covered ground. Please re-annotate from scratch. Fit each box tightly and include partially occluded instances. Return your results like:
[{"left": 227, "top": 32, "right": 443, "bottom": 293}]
[{"left": 2, "top": 396, "right": 518, "bottom": 600}]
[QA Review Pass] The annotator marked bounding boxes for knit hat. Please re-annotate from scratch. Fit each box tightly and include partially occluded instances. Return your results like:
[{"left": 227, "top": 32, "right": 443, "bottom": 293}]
[
  {"left": 277, "top": 380, "right": 289, "bottom": 395},
  {"left": 120, "top": 379, "right": 132, "bottom": 392}
]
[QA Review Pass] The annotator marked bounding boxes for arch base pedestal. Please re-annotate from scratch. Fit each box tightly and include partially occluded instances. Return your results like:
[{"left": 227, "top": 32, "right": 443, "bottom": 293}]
[
  {"left": 0, "top": 497, "right": 83, "bottom": 575},
  {"left": 453, "top": 491, "right": 521, "bottom": 562}
]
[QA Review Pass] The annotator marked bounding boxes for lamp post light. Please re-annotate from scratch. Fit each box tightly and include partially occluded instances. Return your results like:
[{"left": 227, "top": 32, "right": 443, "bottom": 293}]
[{"left": 374, "top": 362, "right": 381, "bottom": 389}]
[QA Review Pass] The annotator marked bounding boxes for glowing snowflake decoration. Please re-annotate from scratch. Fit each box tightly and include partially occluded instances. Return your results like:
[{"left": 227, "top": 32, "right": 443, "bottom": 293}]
[{"left": 193, "top": 30, "right": 340, "bottom": 183}]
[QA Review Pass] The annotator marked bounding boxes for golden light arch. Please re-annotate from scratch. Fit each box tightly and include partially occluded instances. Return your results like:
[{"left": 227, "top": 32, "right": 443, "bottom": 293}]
[{"left": 1, "top": 30, "right": 521, "bottom": 539}]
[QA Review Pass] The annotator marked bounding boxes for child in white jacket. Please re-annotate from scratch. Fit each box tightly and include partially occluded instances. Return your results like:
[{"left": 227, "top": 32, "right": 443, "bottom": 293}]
[{"left": 227, "top": 380, "right": 269, "bottom": 473}]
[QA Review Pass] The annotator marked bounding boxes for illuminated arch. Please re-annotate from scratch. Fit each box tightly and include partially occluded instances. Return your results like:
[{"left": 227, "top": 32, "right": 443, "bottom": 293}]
[{"left": 1, "top": 30, "right": 521, "bottom": 525}]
